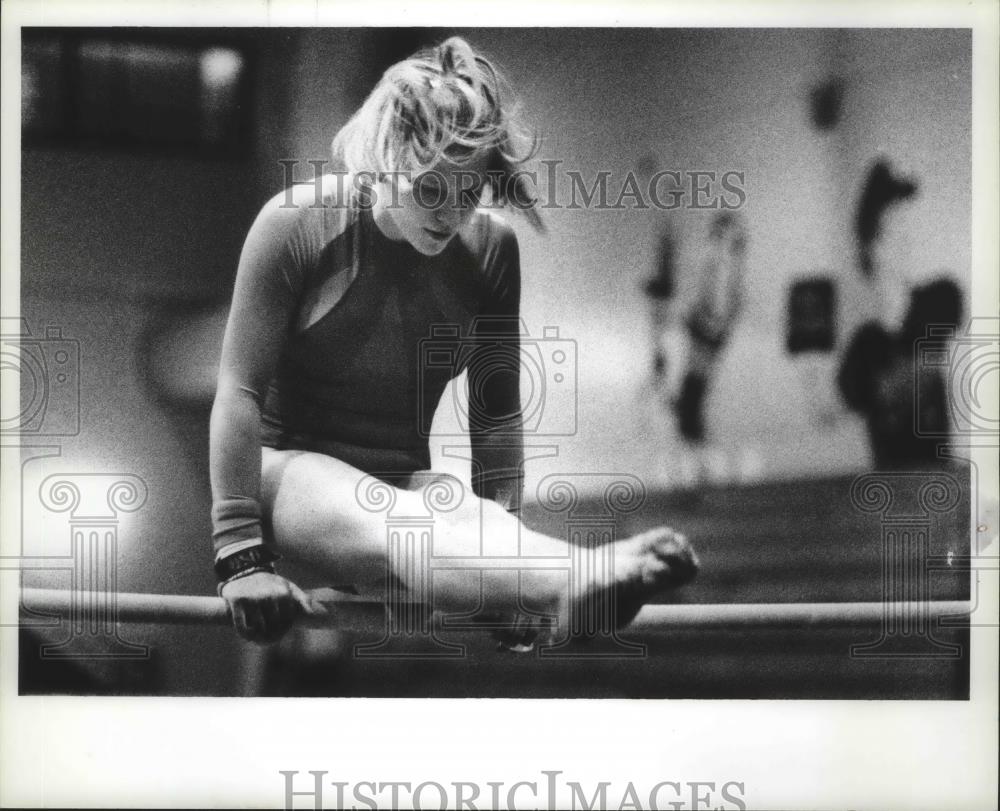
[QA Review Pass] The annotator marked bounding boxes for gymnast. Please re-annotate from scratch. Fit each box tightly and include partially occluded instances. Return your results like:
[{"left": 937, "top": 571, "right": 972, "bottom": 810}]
[{"left": 209, "top": 37, "right": 698, "bottom": 647}]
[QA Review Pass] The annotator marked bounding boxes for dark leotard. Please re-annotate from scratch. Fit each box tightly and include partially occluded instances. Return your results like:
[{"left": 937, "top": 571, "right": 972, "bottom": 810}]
[{"left": 211, "top": 177, "right": 524, "bottom": 555}]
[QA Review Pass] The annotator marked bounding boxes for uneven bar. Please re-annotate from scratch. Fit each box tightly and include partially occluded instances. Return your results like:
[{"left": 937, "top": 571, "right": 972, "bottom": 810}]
[
  {"left": 629, "top": 600, "right": 971, "bottom": 630},
  {"left": 18, "top": 588, "right": 971, "bottom": 633},
  {"left": 19, "top": 587, "right": 388, "bottom": 633}
]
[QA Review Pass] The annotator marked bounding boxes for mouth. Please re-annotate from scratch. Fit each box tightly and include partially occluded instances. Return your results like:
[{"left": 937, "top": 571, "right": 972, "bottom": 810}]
[{"left": 424, "top": 227, "right": 453, "bottom": 242}]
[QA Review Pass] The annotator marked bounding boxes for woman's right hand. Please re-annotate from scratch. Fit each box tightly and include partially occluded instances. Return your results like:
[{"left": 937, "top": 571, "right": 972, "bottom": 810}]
[{"left": 220, "top": 571, "right": 324, "bottom": 644}]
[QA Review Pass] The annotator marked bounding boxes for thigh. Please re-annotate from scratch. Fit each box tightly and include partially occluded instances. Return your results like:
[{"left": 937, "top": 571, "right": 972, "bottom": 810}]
[
  {"left": 259, "top": 449, "right": 478, "bottom": 585},
  {"left": 260, "top": 447, "right": 394, "bottom": 584}
]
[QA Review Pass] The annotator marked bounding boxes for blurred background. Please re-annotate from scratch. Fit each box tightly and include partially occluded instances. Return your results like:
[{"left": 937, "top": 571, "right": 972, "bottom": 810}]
[{"left": 12, "top": 28, "right": 976, "bottom": 696}]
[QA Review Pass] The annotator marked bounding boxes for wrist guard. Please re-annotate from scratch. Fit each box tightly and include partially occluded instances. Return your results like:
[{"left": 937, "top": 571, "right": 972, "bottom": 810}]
[{"left": 214, "top": 544, "right": 281, "bottom": 584}]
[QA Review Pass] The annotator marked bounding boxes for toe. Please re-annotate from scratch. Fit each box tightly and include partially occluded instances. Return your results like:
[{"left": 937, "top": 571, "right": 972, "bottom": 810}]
[{"left": 649, "top": 528, "right": 699, "bottom": 586}]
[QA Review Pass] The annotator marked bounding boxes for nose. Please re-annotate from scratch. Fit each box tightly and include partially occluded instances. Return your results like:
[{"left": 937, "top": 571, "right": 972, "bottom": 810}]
[{"left": 433, "top": 201, "right": 465, "bottom": 231}]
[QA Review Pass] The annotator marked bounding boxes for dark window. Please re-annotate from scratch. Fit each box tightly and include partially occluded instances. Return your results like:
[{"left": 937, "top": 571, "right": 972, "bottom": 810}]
[{"left": 22, "top": 29, "right": 252, "bottom": 157}]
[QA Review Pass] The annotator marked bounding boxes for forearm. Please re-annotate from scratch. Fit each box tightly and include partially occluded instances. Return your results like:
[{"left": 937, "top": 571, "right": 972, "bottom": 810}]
[
  {"left": 470, "top": 423, "right": 525, "bottom": 514},
  {"left": 209, "top": 384, "right": 267, "bottom": 556},
  {"left": 469, "top": 219, "right": 524, "bottom": 514},
  {"left": 208, "top": 189, "right": 305, "bottom": 574}
]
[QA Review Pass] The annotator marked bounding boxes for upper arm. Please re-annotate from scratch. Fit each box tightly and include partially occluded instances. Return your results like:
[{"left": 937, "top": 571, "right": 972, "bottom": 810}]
[
  {"left": 481, "top": 219, "right": 521, "bottom": 318},
  {"left": 468, "top": 218, "right": 523, "bottom": 432},
  {"left": 217, "top": 197, "right": 312, "bottom": 399}
]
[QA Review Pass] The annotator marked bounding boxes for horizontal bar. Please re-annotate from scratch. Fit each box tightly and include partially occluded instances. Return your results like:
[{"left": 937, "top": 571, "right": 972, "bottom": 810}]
[
  {"left": 19, "top": 587, "right": 389, "bottom": 633},
  {"left": 628, "top": 600, "right": 971, "bottom": 630},
  {"left": 18, "top": 588, "right": 971, "bottom": 633}
]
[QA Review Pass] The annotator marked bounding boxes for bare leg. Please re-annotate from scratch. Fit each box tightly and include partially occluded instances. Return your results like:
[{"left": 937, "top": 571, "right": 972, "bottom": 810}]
[{"left": 261, "top": 447, "right": 698, "bottom": 631}]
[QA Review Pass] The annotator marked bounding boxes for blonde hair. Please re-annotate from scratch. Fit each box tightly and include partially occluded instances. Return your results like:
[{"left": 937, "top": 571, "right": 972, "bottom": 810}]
[{"left": 332, "top": 37, "right": 542, "bottom": 229}]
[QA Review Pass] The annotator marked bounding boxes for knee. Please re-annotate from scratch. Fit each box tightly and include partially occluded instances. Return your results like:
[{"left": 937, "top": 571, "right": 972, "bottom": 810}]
[{"left": 428, "top": 486, "right": 511, "bottom": 537}]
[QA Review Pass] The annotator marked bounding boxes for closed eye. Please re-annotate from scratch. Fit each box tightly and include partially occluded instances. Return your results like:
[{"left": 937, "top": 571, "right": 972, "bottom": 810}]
[{"left": 413, "top": 176, "right": 445, "bottom": 202}]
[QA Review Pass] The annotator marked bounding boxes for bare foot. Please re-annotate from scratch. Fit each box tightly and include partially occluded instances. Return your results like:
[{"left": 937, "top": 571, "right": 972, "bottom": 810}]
[
  {"left": 496, "top": 528, "right": 699, "bottom": 652},
  {"left": 563, "top": 527, "right": 699, "bottom": 637}
]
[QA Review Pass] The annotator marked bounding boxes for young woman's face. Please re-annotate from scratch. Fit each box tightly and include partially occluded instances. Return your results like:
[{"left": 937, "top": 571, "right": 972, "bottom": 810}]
[{"left": 377, "top": 152, "right": 490, "bottom": 256}]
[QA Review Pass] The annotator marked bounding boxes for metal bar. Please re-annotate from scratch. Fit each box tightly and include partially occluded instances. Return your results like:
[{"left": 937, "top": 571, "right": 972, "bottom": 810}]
[{"left": 18, "top": 588, "right": 971, "bottom": 633}]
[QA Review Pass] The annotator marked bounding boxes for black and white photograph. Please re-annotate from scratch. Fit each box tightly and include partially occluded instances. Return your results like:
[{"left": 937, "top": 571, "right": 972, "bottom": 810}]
[{"left": 1, "top": 1, "right": 997, "bottom": 809}]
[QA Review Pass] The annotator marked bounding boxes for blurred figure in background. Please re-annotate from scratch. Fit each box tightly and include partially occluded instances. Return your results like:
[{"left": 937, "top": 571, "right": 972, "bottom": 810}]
[
  {"left": 675, "top": 212, "right": 748, "bottom": 444},
  {"left": 644, "top": 218, "right": 686, "bottom": 408},
  {"left": 838, "top": 276, "right": 963, "bottom": 469},
  {"left": 642, "top": 212, "right": 749, "bottom": 488},
  {"left": 855, "top": 158, "right": 919, "bottom": 279},
  {"left": 672, "top": 212, "right": 749, "bottom": 488}
]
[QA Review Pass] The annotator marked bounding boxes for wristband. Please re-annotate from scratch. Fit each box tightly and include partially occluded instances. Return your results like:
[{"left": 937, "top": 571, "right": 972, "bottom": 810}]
[
  {"left": 211, "top": 497, "right": 263, "bottom": 551},
  {"left": 216, "top": 565, "right": 276, "bottom": 597},
  {"left": 215, "top": 538, "right": 267, "bottom": 563},
  {"left": 213, "top": 544, "right": 281, "bottom": 583}
]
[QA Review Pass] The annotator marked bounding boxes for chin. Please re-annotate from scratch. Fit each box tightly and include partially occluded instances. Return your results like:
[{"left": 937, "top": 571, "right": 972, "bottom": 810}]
[{"left": 415, "top": 236, "right": 452, "bottom": 256}]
